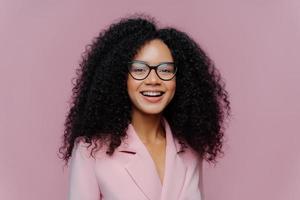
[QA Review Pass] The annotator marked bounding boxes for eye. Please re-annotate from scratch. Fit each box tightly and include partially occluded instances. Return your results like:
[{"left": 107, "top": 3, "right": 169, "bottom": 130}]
[
  {"left": 132, "top": 68, "right": 145, "bottom": 72},
  {"left": 130, "top": 63, "right": 148, "bottom": 73},
  {"left": 158, "top": 64, "right": 174, "bottom": 73},
  {"left": 161, "top": 69, "right": 172, "bottom": 72}
]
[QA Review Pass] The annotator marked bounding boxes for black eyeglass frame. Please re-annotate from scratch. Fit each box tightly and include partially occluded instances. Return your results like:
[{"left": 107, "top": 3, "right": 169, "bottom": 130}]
[{"left": 127, "top": 60, "right": 177, "bottom": 81}]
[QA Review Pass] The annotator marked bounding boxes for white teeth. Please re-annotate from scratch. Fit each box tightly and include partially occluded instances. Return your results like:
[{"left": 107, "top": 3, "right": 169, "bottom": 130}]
[{"left": 141, "top": 91, "right": 164, "bottom": 97}]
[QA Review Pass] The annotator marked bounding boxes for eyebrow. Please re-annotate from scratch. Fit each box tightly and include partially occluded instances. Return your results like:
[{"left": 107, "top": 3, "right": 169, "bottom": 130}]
[{"left": 132, "top": 60, "right": 174, "bottom": 64}]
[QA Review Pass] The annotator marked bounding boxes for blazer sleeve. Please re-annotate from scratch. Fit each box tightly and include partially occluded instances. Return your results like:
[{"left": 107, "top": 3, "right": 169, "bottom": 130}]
[{"left": 68, "top": 141, "right": 101, "bottom": 200}]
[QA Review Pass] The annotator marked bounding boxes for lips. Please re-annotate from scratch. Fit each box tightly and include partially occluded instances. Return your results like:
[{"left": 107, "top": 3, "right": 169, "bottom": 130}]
[
  {"left": 140, "top": 91, "right": 165, "bottom": 103},
  {"left": 140, "top": 91, "right": 165, "bottom": 97}
]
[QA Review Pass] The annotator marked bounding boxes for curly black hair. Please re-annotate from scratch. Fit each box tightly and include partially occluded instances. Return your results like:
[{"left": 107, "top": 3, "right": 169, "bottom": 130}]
[{"left": 58, "top": 13, "right": 231, "bottom": 166}]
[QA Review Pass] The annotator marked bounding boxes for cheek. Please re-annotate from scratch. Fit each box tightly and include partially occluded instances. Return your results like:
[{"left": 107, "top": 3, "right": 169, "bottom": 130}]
[
  {"left": 126, "top": 76, "right": 139, "bottom": 96},
  {"left": 127, "top": 77, "right": 133, "bottom": 91},
  {"left": 167, "top": 80, "right": 176, "bottom": 99},
  {"left": 169, "top": 80, "right": 176, "bottom": 92}
]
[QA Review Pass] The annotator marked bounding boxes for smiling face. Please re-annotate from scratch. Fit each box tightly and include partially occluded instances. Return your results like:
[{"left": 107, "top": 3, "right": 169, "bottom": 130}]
[{"left": 127, "top": 39, "right": 176, "bottom": 116}]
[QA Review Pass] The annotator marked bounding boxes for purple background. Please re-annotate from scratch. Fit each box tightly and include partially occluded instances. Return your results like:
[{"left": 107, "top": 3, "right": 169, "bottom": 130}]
[{"left": 0, "top": 0, "right": 299, "bottom": 199}]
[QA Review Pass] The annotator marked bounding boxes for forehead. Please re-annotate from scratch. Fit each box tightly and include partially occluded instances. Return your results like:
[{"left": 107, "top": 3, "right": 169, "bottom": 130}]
[{"left": 133, "top": 39, "right": 174, "bottom": 64}]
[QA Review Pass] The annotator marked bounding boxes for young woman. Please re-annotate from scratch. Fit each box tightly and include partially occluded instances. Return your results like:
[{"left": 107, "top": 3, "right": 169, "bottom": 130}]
[{"left": 59, "top": 14, "right": 231, "bottom": 200}]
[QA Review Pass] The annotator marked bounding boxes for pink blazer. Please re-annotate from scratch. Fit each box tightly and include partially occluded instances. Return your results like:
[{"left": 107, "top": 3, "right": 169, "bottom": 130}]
[{"left": 68, "top": 118, "right": 204, "bottom": 200}]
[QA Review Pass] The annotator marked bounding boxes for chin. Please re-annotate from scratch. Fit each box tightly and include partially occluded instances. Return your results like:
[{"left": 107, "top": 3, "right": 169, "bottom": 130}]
[
  {"left": 134, "top": 105, "right": 166, "bottom": 116},
  {"left": 142, "top": 109, "right": 164, "bottom": 115}
]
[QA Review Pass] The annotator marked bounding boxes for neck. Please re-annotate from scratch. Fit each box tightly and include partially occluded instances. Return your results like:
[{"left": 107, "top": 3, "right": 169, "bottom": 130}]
[{"left": 131, "top": 109, "right": 165, "bottom": 144}]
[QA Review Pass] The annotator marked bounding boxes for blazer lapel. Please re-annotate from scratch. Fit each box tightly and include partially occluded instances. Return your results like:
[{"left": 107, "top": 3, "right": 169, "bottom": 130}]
[
  {"left": 160, "top": 117, "right": 187, "bottom": 200},
  {"left": 115, "top": 118, "right": 188, "bottom": 200},
  {"left": 117, "top": 124, "right": 162, "bottom": 200}
]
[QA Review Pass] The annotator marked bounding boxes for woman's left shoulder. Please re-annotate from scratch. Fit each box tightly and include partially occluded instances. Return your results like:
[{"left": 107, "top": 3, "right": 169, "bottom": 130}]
[{"left": 175, "top": 138, "right": 202, "bottom": 166}]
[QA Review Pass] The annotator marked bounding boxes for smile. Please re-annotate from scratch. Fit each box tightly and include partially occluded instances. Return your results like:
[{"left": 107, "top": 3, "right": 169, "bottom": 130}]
[{"left": 140, "top": 91, "right": 165, "bottom": 97}]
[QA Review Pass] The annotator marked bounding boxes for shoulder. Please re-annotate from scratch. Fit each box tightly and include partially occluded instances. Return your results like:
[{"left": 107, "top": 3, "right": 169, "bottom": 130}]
[
  {"left": 72, "top": 137, "right": 109, "bottom": 161},
  {"left": 174, "top": 137, "right": 202, "bottom": 167}
]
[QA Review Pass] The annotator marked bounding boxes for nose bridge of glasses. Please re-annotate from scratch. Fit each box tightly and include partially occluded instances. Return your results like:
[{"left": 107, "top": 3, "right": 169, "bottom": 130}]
[{"left": 147, "top": 65, "right": 161, "bottom": 80}]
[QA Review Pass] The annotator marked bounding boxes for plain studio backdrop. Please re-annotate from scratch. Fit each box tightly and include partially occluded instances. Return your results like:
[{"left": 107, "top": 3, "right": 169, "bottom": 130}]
[{"left": 0, "top": 0, "right": 299, "bottom": 199}]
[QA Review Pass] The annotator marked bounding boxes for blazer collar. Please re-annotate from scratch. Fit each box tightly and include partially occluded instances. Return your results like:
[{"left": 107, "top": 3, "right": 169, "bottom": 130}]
[
  {"left": 118, "top": 117, "right": 185, "bottom": 154},
  {"left": 116, "top": 117, "right": 187, "bottom": 200}
]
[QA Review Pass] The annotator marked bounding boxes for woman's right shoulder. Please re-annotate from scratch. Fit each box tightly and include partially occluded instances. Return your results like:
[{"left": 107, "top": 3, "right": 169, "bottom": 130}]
[{"left": 72, "top": 137, "right": 109, "bottom": 160}]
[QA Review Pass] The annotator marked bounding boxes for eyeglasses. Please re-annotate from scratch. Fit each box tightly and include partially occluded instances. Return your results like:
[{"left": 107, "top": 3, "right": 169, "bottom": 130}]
[{"left": 128, "top": 60, "right": 177, "bottom": 81}]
